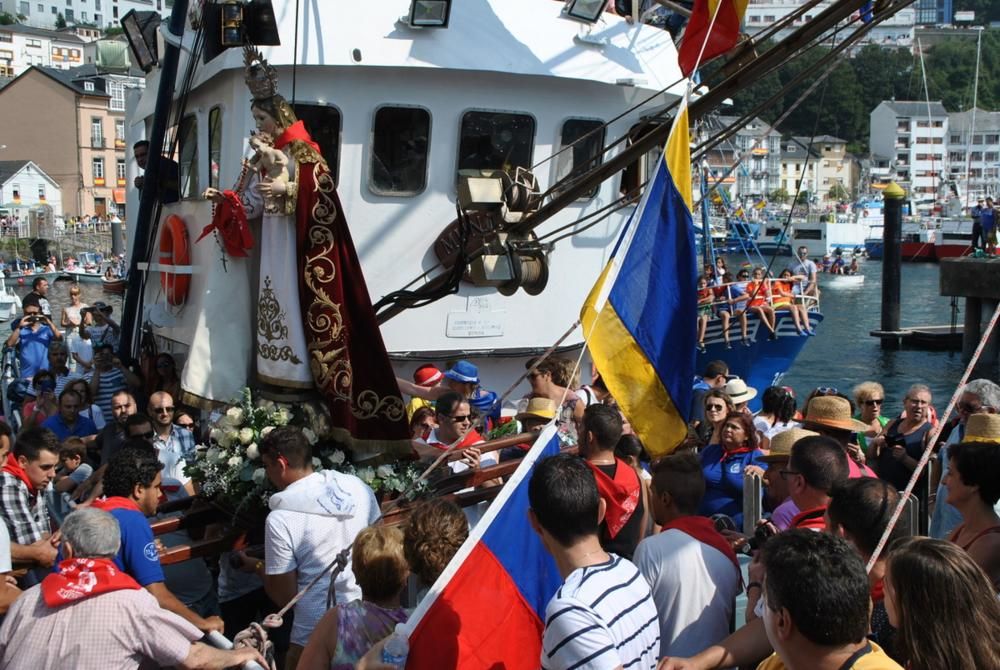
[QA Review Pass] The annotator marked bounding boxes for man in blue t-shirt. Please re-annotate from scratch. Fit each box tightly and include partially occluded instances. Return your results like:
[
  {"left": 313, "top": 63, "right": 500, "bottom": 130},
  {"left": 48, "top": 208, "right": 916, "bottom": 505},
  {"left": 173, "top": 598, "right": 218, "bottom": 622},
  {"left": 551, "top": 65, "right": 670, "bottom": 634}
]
[
  {"left": 982, "top": 197, "right": 996, "bottom": 255},
  {"left": 42, "top": 389, "right": 98, "bottom": 441},
  {"left": 5, "top": 304, "right": 61, "bottom": 379},
  {"left": 92, "top": 446, "right": 224, "bottom": 635}
]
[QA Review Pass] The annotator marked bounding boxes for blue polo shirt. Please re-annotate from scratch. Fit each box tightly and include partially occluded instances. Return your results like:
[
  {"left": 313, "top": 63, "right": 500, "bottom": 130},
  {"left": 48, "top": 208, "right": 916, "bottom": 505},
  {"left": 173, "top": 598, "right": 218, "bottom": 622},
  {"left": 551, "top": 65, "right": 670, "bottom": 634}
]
[
  {"left": 981, "top": 207, "right": 995, "bottom": 232},
  {"left": 15, "top": 322, "right": 54, "bottom": 378},
  {"left": 107, "top": 506, "right": 165, "bottom": 587},
  {"left": 697, "top": 442, "right": 767, "bottom": 528},
  {"left": 41, "top": 413, "right": 99, "bottom": 441}
]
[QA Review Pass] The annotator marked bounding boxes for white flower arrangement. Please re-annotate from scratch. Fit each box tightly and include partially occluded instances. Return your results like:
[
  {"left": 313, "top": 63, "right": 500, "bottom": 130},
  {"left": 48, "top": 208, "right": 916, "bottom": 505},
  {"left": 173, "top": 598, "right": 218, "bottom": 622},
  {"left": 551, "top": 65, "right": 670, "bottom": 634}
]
[{"left": 186, "top": 387, "right": 431, "bottom": 514}]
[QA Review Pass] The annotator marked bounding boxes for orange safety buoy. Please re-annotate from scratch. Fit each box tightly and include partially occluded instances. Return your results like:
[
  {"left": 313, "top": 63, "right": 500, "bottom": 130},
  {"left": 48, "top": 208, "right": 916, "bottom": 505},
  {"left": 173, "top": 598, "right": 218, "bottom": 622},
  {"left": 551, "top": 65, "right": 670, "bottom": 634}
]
[{"left": 159, "top": 214, "right": 191, "bottom": 306}]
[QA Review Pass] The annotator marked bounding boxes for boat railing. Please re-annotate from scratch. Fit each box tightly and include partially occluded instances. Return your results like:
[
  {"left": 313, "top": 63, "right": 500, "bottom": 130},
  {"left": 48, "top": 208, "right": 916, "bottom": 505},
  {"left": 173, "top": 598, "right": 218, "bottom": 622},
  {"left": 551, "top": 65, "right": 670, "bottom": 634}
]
[{"left": 701, "top": 278, "right": 821, "bottom": 314}]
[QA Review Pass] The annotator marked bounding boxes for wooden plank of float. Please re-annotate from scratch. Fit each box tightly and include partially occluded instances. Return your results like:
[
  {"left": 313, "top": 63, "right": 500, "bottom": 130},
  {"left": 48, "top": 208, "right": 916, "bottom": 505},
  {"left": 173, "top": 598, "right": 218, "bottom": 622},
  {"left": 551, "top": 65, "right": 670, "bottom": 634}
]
[
  {"left": 137, "top": 261, "right": 195, "bottom": 274},
  {"left": 159, "top": 534, "right": 242, "bottom": 566}
]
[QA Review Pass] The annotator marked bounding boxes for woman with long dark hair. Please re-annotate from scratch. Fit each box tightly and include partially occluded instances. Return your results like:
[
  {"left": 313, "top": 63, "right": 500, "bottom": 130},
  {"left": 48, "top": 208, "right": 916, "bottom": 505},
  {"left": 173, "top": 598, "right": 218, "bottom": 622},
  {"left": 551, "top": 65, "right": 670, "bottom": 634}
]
[
  {"left": 753, "top": 386, "right": 797, "bottom": 447},
  {"left": 945, "top": 436, "right": 1000, "bottom": 590},
  {"left": 884, "top": 537, "right": 1000, "bottom": 670},
  {"left": 697, "top": 389, "right": 734, "bottom": 446}
]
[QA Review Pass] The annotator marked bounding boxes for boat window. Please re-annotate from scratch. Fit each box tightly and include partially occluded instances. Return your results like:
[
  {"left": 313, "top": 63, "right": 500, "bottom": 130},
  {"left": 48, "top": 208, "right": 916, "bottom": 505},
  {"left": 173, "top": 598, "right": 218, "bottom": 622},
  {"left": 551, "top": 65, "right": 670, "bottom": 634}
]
[
  {"left": 794, "top": 229, "right": 822, "bottom": 240},
  {"left": 370, "top": 106, "right": 430, "bottom": 196},
  {"left": 619, "top": 122, "right": 661, "bottom": 199},
  {"left": 178, "top": 114, "right": 199, "bottom": 200},
  {"left": 457, "top": 111, "right": 535, "bottom": 177},
  {"left": 555, "top": 118, "right": 605, "bottom": 200},
  {"left": 208, "top": 106, "right": 222, "bottom": 190},
  {"left": 292, "top": 103, "right": 342, "bottom": 185}
]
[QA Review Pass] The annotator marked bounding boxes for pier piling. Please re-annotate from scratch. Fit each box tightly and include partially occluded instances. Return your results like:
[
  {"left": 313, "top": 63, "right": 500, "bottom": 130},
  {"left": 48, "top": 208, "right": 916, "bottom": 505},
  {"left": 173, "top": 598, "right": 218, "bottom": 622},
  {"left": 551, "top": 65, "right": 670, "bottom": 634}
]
[
  {"left": 940, "top": 257, "right": 1000, "bottom": 377},
  {"left": 880, "top": 183, "right": 905, "bottom": 349}
]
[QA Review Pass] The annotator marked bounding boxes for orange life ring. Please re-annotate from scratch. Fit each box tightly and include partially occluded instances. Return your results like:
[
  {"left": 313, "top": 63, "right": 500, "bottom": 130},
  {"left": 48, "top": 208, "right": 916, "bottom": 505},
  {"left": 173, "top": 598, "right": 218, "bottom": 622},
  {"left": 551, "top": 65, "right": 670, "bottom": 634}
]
[{"left": 159, "top": 214, "right": 191, "bottom": 306}]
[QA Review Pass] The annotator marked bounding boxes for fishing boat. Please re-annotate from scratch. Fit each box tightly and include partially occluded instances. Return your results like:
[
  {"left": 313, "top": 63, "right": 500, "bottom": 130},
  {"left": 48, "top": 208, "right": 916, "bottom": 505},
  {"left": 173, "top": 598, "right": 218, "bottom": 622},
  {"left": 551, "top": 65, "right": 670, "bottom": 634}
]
[
  {"left": 865, "top": 221, "right": 936, "bottom": 261},
  {"left": 59, "top": 251, "right": 106, "bottom": 283},
  {"left": 792, "top": 213, "right": 870, "bottom": 257},
  {"left": 3, "top": 270, "right": 59, "bottom": 288},
  {"left": 934, "top": 218, "right": 974, "bottom": 259}
]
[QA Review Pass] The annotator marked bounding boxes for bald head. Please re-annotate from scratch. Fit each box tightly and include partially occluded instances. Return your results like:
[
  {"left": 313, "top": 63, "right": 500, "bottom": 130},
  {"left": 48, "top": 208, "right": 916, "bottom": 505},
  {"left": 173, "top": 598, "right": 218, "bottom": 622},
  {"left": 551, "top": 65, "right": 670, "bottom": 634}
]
[{"left": 148, "top": 392, "right": 175, "bottom": 429}]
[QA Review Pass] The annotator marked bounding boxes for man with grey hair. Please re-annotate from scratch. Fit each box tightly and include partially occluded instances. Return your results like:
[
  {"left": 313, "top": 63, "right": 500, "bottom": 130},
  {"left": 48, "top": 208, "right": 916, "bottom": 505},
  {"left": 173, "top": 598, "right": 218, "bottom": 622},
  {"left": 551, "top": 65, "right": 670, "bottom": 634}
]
[
  {"left": 930, "top": 378, "right": 1000, "bottom": 538},
  {"left": 0, "top": 508, "right": 265, "bottom": 670}
]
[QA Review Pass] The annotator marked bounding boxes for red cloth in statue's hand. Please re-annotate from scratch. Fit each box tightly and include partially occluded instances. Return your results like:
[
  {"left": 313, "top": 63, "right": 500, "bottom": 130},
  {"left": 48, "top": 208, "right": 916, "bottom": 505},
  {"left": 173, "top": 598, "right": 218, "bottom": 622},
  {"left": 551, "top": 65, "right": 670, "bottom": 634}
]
[{"left": 196, "top": 190, "right": 255, "bottom": 257}]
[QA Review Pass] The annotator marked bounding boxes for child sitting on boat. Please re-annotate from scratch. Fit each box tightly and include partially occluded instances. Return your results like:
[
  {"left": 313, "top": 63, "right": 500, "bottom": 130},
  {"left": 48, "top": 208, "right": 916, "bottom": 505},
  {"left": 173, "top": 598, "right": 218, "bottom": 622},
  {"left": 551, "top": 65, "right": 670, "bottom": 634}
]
[
  {"left": 696, "top": 275, "right": 713, "bottom": 353},
  {"left": 746, "top": 267, "right": 777, "bottom": 340}
]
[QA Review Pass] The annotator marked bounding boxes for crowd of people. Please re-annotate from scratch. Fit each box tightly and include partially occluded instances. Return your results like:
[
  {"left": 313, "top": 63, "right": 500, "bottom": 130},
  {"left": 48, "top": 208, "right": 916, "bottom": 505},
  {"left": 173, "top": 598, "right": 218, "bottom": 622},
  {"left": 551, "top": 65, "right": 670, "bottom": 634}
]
[{"left": 0, "top": 290, "right": 997, "bottom": 670}]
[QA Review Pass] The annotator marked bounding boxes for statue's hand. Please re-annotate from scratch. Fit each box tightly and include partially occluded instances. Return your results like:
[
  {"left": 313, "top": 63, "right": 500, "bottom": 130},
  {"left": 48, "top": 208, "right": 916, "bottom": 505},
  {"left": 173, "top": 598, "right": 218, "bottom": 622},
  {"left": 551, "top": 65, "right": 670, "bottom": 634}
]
[
  {"left": 203, "top": 187, "right": 225, "bottom": 204},
  {"left": 258, "top": 179, "right": 288, "bottom": 197}
]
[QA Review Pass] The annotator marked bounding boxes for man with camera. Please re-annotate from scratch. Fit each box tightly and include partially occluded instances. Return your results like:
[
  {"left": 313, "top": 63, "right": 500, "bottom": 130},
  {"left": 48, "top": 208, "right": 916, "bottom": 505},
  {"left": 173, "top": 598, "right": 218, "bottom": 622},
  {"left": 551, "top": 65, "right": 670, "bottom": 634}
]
[{"left": 6, "top": 304, "right": 62, "bottom": 380}]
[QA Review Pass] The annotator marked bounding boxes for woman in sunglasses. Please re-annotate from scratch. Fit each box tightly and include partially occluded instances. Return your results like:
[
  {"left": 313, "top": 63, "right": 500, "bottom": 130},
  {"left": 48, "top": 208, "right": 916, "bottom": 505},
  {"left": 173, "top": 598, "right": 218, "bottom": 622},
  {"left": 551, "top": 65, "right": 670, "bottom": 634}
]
[
  {"left": 853, "top": 381, "right": 888, "bottom": 460},
  {"left": 697, "top": 389, "right": 735, "bottom": 447}
]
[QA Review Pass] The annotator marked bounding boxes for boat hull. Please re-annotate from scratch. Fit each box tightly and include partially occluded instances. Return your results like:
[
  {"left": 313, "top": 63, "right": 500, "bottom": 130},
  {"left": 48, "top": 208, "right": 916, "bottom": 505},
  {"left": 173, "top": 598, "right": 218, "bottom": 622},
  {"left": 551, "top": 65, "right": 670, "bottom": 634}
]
[
  {"left": 696, "top": 311, "right": 823, "bottom": 411},
  {"left": 820, "top": 273, "right": 865, "bottom": 287},
  {"left": 3, "top": 271, "right": 60, "bottom": 288},
  {"left": 934, "top": 243, "right": 973, "bottom": 259},
  {"left": 102, "top": 278, "right": 126, "bottom": 294},
  {"left": 900, "top": 241, "right": 936, "bottom": 261}
]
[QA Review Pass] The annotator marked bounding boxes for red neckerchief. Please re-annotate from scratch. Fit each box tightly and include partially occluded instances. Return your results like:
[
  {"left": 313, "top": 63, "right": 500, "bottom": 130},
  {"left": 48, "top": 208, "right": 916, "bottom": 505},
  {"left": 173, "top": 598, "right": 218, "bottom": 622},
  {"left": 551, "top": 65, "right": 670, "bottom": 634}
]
[
  {"left": 196, "top": 190, "right": 254, "bottom": 257},
  {"left": 790, "top": 505, "right": 827, "bottom": 530},
  {"left": 91, "top": 496, "right": 142, "bottom": 513},
  {"left": 585, "top": 459, "right": 640, "bottom": 539},
  {"left": 2, "top": 452, "right": 35, "bottom": 496},
  {"left": 41, "top": 558, "right": 140, "bottom": 607},
  {"left": 662, "top": 515, "right": 740, "bottom": 571},
  {"left": 720, "top": 446, "right": 754, "bottom": 463},
  {"left": 273, "top": 120, "right": 322, "bottom": 155},
  {"left": 870, "top": 578, "right": 884, "bottom": 603},
  {"left": 428, "top": 429, "right": 483, "bottom": 450}
]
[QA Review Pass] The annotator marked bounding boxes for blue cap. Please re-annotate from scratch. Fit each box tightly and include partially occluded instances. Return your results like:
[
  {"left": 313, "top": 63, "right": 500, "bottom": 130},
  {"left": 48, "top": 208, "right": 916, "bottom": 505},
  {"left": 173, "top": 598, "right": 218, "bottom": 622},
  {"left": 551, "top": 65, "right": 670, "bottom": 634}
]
[{"left": 443, "top": 360, "right": 479, "bottom": 385}]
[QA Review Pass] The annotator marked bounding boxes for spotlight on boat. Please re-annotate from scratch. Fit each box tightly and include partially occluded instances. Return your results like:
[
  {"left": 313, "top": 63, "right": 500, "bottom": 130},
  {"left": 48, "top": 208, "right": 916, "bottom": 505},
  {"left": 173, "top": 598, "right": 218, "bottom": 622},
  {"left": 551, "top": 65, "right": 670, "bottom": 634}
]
[
  {"left": 120, "top": 10, "right": 160, "bottom": 73},
  {"left": 220, "top": 0, "right": 245, "bottom": 47},
  {"left": 563, "top": 0, "right": 608, "bottom": 23},
  {"left": 408, "top": 0, "right": 452, "bottom": 28},
  {"left": 202, "top": 0, "right": 280, "bottom": 62}
]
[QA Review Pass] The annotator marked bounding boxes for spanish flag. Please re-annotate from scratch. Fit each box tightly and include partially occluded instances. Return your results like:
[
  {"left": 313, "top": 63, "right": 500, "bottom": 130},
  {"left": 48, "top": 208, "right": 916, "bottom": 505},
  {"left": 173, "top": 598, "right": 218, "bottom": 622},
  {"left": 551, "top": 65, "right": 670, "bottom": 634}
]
[
  {"left": 581, "top": 94, "right": 697, "bottom": 458},
  {"left": 678, "top": 0, "right": 749, "bottom": 77}
]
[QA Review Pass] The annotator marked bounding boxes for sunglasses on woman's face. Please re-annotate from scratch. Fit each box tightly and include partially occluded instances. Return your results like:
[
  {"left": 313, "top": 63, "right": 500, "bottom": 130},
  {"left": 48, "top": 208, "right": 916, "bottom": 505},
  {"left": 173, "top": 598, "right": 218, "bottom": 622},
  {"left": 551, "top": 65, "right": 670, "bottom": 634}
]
[{"left": 705, "top": 403, "right": 727, "bottom": 412}]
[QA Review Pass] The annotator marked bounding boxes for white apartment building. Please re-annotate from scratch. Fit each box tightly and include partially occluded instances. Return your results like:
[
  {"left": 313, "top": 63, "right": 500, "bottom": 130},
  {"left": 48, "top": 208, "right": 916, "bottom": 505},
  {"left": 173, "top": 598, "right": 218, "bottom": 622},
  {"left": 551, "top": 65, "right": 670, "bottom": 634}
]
[
  {"left": 745, "top": 0, "right": 915, "bottom": 50},
  {"left": 0, "top": 23, "right": 87, "bottom": 75},
  {"left": 0, "top": 159, "right": 63, "bottom": 217},
  {"left": 0, "top": 0, "right": 172, "bottom": 31},
  {"left": 698, "top": 115, "right": 781, "bottom": 200},
  {"left": 947, "top": 108, "right": 1000, "bottom": 202},
  {"left": 870, "top": 100, "right": 949, "bottom": 199}
]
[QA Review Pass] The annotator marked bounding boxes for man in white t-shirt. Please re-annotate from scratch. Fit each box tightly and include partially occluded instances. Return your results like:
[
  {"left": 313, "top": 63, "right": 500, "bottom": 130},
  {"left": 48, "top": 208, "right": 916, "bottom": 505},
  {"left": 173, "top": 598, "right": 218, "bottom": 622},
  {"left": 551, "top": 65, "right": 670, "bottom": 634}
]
[
  {"left": 787, "top": 246, "right": 818, "bottom": 299},
  {"left": 529, "top": 453, "right": 659, "bottom": 670},
  {"left": 256, "top": 426, "right": 379, "bottom": 669},
  {"left": 634, "top": 452, "right": 741, "bottom": 660}
]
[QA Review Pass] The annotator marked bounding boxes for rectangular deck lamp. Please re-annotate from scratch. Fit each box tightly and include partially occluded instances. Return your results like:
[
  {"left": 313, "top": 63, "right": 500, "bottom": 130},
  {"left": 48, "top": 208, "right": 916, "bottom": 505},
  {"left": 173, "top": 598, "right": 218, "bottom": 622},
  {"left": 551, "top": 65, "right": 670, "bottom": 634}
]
[
  {"left": 564, "top": 0, "right": 607, "bottom": 23},
  {"left": 121, "top": 9, "right": 160, "bottom": 72},
  {"left": 409, "top": 0, "right": 451, "bottom": 27}
]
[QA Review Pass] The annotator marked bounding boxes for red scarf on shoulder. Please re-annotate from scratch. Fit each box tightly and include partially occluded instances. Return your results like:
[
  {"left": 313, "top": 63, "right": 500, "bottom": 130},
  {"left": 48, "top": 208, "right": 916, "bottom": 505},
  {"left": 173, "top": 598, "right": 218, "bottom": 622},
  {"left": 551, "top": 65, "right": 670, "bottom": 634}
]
[
  {"left": 662, "top": 515, "right": 740, "bottom": 571},
  {"left": 586, "top": 459, "right": 640, "bottom": 539},
  {"left": 41, "top": 558, "right": 140, "bottom": 607},
  {"left": 91, "top": 497, "right": 142, "bottom": 513},
  {"left": 2, "top": 452, "right": 35, "bottom": 495},
  {"left": 273, "top": 120, "right": 322, "bottom": 154}
]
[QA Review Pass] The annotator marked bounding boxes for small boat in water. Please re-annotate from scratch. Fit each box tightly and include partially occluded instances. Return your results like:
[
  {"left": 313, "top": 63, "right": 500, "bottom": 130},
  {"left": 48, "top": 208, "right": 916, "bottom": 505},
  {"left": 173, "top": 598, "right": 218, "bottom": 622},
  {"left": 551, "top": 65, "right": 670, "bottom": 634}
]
[
  {"left": 101, "top": 277, "right": 126, "bottom": 294},
  {"left": 820, "top": 272, "right": 865, "bottom": 287},
  {"left": 0, "top": 284, "right": 21, "bottom": 321},
  {"left": 3, "top": 270, "right": 59, "bottom": 288}
]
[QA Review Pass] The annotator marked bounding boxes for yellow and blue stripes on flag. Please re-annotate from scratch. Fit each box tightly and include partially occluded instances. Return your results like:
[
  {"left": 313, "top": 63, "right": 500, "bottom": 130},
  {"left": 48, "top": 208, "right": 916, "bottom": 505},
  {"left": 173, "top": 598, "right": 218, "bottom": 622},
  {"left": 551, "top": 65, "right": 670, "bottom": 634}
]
[{"left": 581, "top": 100, "right": 697, "bottom": 459}]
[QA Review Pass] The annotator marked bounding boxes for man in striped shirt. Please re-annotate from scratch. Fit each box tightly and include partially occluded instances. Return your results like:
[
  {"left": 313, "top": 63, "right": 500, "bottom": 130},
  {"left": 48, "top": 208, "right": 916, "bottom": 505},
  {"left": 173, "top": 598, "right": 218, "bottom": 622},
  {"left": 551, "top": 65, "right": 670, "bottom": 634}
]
[
  {"left": 529, "top": 453, "right": 660, "bottom": 670},
  {"left": 89, "top": 344, "right": 141, "bottom": 423}
]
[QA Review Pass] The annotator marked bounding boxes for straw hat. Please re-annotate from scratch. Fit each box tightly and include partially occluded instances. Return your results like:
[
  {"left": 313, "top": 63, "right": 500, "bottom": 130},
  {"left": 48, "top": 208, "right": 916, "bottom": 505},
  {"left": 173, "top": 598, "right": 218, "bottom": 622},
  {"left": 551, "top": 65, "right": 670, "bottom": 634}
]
[
  {"left": 802, "top": 396, "right": 868, "bottom": 433},
  {"left": 724, "top": 378, "right": 758, "bottom": 404},
  {"left": 761, "top": 427, "right": 819, "bottom": 463},
  {"left": 516, "top": 397, "right": 557, "bottom": 423},
  {"left": 962, "top": 414, "right": 1000, "bottom": 444}
]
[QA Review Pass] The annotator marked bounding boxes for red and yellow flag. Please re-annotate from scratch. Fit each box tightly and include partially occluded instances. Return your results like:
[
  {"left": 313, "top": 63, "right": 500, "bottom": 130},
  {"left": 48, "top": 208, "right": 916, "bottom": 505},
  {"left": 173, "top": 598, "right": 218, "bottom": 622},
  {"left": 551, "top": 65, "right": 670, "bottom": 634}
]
[{"left": 678, "top": 0, "right": 749, "bottom": 76}]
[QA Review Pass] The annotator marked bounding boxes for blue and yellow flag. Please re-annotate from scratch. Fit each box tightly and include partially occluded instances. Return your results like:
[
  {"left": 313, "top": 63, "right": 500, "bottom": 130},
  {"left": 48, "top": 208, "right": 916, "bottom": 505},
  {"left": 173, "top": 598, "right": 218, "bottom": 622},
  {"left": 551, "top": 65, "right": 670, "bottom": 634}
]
[{"left": 581, "top": 96, "right": 697, "bottom": 458}]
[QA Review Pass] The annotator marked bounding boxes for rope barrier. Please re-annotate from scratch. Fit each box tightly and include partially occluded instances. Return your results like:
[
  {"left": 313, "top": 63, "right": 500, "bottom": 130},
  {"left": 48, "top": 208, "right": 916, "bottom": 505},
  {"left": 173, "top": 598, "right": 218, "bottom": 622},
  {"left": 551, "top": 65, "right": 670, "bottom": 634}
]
[{"left": 866, "top": 300, "right": 1000, "bottom": 572}]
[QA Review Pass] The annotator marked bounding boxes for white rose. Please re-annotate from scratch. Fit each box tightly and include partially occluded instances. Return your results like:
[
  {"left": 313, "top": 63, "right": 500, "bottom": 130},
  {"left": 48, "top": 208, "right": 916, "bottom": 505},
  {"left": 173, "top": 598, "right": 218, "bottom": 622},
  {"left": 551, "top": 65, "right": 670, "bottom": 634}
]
[
  {"left": 328, "top": 450, "right": 345, "bottom": 465},
  {"left": 303, "top": 428, "right": 318, "bottom": 445},
  {"left": 261, "top": 426, "right": 275, "bottom": 438},
  {"left": 357, "top": 466, "right": 376, "bottom": 484},
  {"left": 259, "top": 399, "right": 276, "bottom": 411},
  {"left": 227, "top": 455, "right": 243, "bottom": 467},
  {"left": 206, "top": 447, "right": 220, "bottom": 463},
  {"left": 272, "top": 408, "right": 291, "bottom": 426},
  {"left": 225, "top": 406, "right": 244, "bottom": 426},
  {"left": 245, "top": 443, "right": 259, "bottom": 460},
  {"left": 219, "top": 430, "right": 236, "bottom": 448},
  {"left": 209, "top": 428, "right": 223, "bottom": 443},
  {"left": 239, "top": 427, "right": 255, "bottom": 445},
  {"left": 311, "top": 457, "right": 322, "bottom": 470},
  {"left": 252, "top": 468, "right": 267, "bottom": 485},
  {"left": 377, "top": 464, "right": 395, "bottom": 479}
]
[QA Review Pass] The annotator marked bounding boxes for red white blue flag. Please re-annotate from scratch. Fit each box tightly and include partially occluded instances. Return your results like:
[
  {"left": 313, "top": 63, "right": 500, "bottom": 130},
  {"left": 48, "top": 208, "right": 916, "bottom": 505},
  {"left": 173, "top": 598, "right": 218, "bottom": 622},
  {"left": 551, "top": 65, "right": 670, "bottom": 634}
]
[{"left": 403, "top": 425, "right": 563, "bottom": 669}]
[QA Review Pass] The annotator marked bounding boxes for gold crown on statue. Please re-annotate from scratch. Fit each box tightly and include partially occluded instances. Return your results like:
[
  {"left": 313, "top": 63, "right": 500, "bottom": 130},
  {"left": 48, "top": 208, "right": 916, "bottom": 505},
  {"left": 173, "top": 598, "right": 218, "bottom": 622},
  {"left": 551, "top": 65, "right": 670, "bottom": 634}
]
[{"left": 243, "top": 45, "right": 278, "bottom": 100}]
